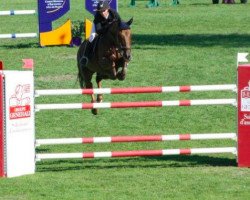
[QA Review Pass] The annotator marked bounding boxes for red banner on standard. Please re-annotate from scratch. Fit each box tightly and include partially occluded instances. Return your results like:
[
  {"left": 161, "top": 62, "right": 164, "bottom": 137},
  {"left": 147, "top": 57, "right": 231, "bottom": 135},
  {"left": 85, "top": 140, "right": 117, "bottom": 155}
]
[{"left": 238, "top": 64, "right": 250, "bottom": 167}]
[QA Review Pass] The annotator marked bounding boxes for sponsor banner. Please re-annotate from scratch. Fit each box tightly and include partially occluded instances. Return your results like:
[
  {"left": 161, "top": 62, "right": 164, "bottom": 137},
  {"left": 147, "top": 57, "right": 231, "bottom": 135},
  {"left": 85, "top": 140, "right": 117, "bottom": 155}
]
[
  {"left": 3, "top": 71, "right": 35, "bottom": 177},
  {"left": 241, "top": 86, "right": 250, "bottom": 112},
  {"left": 38, "top": 0, "right": 70, "bottom": 32},
  {"left": 8, "top": 83, "right": 32, "bottom": 120},
  {"left": 9, "top": 105, "right": 31, "bottom": 120},
  {"left": 238, "top": 64, "right": 250, "bottom": 167}
]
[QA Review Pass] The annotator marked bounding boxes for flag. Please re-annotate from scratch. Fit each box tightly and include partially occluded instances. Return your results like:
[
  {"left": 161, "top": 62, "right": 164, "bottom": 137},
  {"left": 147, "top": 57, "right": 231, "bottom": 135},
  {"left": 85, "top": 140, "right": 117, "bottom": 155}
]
[
  {"left": 22, "top": 59, "right": 34, "bottom": 69},
  {"left": 237, "top": 53, "right": 249, "bottom": 63}
]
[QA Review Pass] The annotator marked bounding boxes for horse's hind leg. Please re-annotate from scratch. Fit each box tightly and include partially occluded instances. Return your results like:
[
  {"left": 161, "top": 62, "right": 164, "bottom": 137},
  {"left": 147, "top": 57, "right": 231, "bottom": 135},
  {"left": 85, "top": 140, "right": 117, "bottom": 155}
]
[
  {"left": 96, "top": 73, "right": 103, "bottom": 103},
  {"left": 81, "top": 68, "right": 98, "bottom": 115},
  {"left": 86, "top": 84, "right": 98, "bottom": 115}
]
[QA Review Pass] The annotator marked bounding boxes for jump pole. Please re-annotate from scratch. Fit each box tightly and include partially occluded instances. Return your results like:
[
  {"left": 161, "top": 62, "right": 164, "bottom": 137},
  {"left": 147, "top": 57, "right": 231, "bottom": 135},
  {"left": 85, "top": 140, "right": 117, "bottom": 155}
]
[
  {"left": 35, "top": 84, "right": 236, "bottom": 96},
  {"left": 36, "top": 133, "right": 237, "bottom": 146},
  {"left": 0, "top": 33, "right": 38, "bottom": 39},
  {"left": 0, "top": 10, "right": 36, "bottom": 16},
  {"left": 35, "top": 99, "right": 236, "bottom": 111},
  {"left": 36, "top": 147, "right": 237, "bottom": 161},
  {"left": 0, "top": 9, "right": 37, "bottom": 39}
]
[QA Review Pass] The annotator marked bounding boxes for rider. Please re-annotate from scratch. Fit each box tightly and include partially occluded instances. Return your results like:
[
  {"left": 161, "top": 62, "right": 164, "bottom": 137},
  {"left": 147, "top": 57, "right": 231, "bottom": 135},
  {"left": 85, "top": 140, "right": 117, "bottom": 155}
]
[
  {"left": 90, "top": 0, "right": 121, "bottom": 41},
  {"left": 81, "top": 0, "right": 122, "bottom": 66}
]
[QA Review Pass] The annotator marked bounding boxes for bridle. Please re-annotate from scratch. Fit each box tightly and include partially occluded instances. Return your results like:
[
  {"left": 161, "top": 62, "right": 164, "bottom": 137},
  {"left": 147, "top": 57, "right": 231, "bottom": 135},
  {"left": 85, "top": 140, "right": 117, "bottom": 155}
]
[
  {"left": 116, "top": 30, "right": 131, "bottom": 61},
  {"left": 119, "top": 44, "right": 131, "bottom": 51},
  {"left": 106, "top": 20, "right": 131, "bottom": 61}
]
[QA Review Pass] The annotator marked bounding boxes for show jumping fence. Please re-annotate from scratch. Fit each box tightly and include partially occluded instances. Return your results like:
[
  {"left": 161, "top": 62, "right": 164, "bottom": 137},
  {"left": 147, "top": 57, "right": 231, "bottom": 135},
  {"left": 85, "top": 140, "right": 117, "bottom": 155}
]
[
  {"left": 34, "top": 84, "right": 237, "bottom": 161},
  {"left": 0, "top": 0, "right": 72, "bottom": 46},
  {"left": 36, "top": 133, "right": 237, "bottom": 160},
  {"left": 35, "top": 84, "right": 237, "bottom": 110},
  {"left": 1, "top": 54, "right": 250, "bottom": 178},
  {"left": 0, "top": 10, "right": 38, "bottom": 39}
]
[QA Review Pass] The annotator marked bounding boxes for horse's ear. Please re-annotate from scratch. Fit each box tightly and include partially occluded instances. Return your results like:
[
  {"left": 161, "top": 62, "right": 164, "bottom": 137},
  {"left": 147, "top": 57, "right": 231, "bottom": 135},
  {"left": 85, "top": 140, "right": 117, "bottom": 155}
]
[{"left": 127, "top": 18, "right": 133, "bottom": 26}]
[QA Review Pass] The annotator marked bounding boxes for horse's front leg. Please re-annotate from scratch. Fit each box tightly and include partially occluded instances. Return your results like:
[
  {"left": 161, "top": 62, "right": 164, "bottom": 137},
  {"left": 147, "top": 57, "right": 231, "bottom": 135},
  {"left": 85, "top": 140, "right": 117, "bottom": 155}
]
[
  {"left": 85, "top": 81, "right": 98, "bottom": 115},
  {"left": 117, "top": 61, "right": 128, "bottom": 81}
]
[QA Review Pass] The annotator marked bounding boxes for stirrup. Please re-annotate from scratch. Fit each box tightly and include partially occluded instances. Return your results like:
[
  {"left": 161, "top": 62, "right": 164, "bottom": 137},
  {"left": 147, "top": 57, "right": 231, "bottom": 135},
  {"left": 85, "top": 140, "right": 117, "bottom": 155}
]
[{"left": 80, "top": 56, "right": 89, "bottom": 66}]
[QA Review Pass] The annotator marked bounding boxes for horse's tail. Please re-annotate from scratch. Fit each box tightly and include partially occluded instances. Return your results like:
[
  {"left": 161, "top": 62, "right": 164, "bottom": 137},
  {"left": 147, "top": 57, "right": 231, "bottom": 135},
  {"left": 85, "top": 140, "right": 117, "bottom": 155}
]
[
  {"left": 77, "top": 68, "right": 84, "bottom": 88},
  {"left": 77, "top": 41, "right": 88, "bottom": 88}
]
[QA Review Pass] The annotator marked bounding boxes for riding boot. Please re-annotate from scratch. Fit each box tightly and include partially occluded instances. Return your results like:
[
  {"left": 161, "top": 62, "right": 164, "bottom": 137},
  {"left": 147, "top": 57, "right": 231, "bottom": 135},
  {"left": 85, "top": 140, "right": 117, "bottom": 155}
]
[{"left": 81, "top": 41, "right": 90, "bottom": 66}]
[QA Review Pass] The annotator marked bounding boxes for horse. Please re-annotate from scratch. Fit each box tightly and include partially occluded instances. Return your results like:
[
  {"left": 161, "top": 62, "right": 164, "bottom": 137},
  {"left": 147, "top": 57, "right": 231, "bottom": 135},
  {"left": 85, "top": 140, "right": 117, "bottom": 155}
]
[{"left": 77, "top": 18, "right": 133, "bottom": 115}]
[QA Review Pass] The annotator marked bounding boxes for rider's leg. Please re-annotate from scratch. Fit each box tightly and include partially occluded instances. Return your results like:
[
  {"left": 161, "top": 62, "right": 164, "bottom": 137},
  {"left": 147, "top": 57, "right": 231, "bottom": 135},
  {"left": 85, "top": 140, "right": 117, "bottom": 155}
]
[
  {"left": 81, "top": 25, "right": 97, "bottom": 66},
  {"left": 89, "top": 24, "right": 97, "bottom": 43}
]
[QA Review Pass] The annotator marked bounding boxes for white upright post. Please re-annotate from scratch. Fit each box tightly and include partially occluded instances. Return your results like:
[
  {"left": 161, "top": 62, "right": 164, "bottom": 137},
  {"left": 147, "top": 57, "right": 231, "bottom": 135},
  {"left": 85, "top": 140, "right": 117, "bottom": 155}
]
[{"left": 0, "top": 70, "right": 35, "bottom": 178}]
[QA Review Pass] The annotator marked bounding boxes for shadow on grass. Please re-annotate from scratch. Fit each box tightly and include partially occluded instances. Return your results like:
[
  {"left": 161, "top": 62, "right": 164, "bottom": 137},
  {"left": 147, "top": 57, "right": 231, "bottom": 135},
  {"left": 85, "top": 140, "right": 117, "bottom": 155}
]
[
  {"left": 133, "top": 33, "right": 250, "bottom": 48},
  {"left": 0, "top": 42, "right": 72, "bottom": 49},
  {"left": 189, "top": 3, "right": 215, "bottom": 6},
  {"left": 1, "top": 34, "right": 250, "bottom": 49},
  {"left": 36, "top": 155, "right": 236, "bottom": 173},
  {"left": 0, "top": 42, "right": 40, "bottom": 49}
]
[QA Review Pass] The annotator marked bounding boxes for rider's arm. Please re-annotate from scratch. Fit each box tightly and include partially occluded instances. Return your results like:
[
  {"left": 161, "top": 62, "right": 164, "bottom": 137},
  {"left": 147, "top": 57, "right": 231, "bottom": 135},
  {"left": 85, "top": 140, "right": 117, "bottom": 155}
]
[{"left": 93, "top": 13, "right": 105, "bottom": 35}]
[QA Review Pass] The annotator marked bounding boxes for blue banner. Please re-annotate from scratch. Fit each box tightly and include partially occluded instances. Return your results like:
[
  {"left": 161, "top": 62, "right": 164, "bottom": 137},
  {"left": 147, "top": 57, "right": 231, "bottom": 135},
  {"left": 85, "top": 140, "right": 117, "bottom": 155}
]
[
  {"left": 38, "top": 0, "right": 70, "bottom": 32},
  {"left": 85, "top": 0, "right": 117, "bottom": 15}
]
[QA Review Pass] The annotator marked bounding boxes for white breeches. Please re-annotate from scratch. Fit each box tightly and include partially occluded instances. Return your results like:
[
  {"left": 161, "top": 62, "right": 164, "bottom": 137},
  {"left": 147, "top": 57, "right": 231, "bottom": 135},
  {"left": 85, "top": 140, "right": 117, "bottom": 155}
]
[{"left": 89, "top": 25, "right": 96, "bottom": 42}]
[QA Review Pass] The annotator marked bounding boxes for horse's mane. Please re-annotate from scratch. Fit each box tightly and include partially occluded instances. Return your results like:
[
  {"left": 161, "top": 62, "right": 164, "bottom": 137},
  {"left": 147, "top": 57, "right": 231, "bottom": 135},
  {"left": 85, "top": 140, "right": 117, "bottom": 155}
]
[
  {"left": 105, "top": 19, "right": 120, "bottom": 34},
  {"left": 105, "top": 19, "right": 131, "bottom": 37}
]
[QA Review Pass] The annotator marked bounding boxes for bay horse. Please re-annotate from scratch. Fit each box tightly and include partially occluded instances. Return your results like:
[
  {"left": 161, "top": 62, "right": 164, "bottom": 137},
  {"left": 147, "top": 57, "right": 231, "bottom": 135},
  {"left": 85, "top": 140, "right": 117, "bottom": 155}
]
[{"left": 77, "top": 18, "right": 133, "bottom": 115}]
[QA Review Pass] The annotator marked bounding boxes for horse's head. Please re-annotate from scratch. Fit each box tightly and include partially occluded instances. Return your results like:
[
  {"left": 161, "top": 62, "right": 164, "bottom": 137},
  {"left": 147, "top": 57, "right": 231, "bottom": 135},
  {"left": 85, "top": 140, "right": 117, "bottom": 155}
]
[
  {"left": 118, "top": 18, "right": 133, "bottom": 62},
  {"left": 105, "top": 18, "right": 133, "bottom": 62}
]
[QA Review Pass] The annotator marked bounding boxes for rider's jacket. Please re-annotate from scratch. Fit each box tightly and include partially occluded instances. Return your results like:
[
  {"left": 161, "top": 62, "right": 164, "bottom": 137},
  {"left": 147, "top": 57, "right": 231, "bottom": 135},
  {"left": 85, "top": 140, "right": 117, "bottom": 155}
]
[{"left": 93, "top": 9, "right": 121, "bottom": 35}]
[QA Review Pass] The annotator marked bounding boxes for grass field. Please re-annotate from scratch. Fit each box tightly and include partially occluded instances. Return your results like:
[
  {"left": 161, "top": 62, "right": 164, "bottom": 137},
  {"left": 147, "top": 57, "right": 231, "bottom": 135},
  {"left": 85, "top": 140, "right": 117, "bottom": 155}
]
[{"left": 1, "top": 0, "right": 250, "bottom": 199}]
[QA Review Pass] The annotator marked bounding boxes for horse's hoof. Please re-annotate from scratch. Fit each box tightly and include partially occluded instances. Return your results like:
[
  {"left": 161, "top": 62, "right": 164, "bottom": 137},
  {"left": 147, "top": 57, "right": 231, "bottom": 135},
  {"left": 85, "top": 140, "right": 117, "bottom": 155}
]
[
  {"left": 91, "top": 109, "right": 98, "bottom": 115},
  {"left": 97, "top": 99, "right": 103, "bottom": 103},
  {"left": 117, "top": 72, "right": 126, "bottom": 80}
]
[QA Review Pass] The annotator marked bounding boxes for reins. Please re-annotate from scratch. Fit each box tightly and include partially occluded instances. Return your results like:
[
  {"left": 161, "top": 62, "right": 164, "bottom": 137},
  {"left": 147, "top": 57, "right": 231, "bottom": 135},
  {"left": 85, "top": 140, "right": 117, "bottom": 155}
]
[{"left": 103, "top": 20, "right": 131, "bottom": 61}]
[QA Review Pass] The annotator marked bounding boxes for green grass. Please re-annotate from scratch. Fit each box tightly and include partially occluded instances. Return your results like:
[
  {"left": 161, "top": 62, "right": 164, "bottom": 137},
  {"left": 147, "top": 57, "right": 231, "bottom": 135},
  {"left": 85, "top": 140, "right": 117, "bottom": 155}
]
[{"left": 1, "top": 0, "right": 250, "bottom": 199}]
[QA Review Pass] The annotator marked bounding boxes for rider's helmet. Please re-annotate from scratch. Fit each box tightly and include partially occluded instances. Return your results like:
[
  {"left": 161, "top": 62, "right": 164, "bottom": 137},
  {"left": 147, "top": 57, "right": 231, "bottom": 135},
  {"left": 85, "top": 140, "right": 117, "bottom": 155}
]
[{"left": 96, "top": 0, "right": 110, "bottom": 12}]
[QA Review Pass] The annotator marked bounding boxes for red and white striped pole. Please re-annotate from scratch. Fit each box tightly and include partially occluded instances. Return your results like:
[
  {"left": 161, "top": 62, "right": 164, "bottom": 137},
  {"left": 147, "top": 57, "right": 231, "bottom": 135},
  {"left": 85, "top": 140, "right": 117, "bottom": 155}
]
[
  {"left": 36, "top": 133, "right": 236, "bottom": 146},
  {"left": 35, "top": 84, "right": 236, "bottom": 96},
  {"left": 35, "top": 99, "right": 236, "bottom": 111},
  {"left": 36, "top": 147, "right": 237, "bottom": 161}
]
